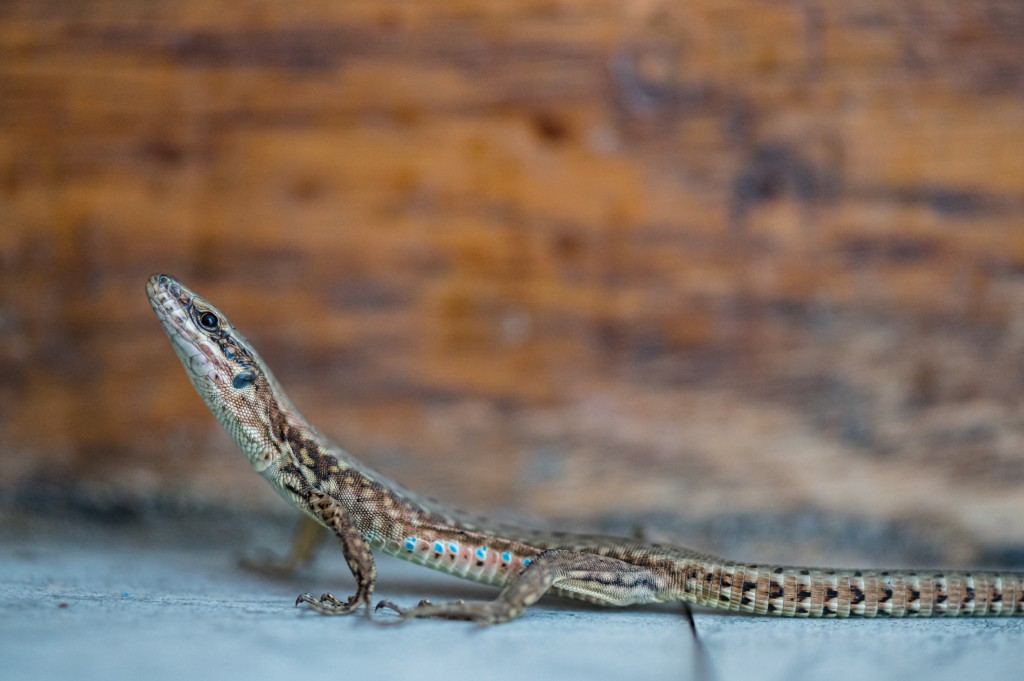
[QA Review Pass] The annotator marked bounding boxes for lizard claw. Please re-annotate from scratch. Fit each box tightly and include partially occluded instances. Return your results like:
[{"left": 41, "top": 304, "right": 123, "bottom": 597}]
[
  {"left": 374, "top": 599, "right": 405, "bottom": 615},
  {"left": 295, "top": 593, "right": 314, "bottom": 607}
]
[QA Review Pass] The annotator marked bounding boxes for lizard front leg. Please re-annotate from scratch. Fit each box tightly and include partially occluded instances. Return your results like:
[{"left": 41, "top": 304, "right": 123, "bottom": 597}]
[
  {"left": 240, "top": 514, "right": 326, "bottom": 577},
  {"left": 376, "top": 549, "right": 666, "bottom": 624},
  {"left": 295, "top": 493, "right": 377, "bottom": 617}
]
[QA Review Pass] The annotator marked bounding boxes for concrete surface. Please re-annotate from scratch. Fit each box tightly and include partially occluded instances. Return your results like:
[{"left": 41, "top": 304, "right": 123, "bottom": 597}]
[{"left": 2, "top": 513, "right": 1023, "bottom": 681}]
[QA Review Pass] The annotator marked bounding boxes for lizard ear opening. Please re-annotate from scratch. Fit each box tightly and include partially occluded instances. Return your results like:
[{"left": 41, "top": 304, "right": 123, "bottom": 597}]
[{"left": 232, "top": 371, "right": 256, "bottom": 389}]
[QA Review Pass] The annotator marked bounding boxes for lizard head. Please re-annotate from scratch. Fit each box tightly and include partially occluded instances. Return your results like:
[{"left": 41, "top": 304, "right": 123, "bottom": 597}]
[{"left": 146, "top": 273, "right": 286, "bottom": 474}]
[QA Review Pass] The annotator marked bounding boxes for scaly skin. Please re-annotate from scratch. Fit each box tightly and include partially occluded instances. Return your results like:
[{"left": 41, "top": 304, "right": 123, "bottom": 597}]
[{"left": 147, "top": 273, "right": 1024, "bottom": 622}]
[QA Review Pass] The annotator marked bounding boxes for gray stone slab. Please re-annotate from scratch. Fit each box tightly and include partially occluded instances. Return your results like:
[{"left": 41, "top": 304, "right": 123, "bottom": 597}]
[{"left": 1, "top": 515, "right": 1022, "bottom": 681}]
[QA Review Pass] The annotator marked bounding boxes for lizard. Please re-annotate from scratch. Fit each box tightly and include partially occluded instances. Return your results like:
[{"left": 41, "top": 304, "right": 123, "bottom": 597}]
[{"left": 147, "top": 272, "right": 1024, "bottom": 623}]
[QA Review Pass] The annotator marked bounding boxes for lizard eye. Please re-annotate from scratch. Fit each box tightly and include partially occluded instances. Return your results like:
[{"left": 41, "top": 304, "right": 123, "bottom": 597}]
[{"left": 199, "top": 312, "right": 219, "bottom": 330}]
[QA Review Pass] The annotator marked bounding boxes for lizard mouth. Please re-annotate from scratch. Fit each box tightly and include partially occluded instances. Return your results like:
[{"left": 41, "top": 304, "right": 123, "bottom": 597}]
[{"left": 146, "top": 273, "right": 223, "bottom": 384}]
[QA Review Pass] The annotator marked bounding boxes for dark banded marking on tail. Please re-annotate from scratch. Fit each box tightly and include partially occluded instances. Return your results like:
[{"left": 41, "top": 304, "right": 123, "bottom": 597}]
[{"left": 682, "top": 560, "right": 1024, "bottom": 618}]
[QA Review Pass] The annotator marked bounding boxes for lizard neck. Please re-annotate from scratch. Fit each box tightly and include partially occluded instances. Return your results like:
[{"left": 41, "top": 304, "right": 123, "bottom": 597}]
[{"left": 254, "top": 382, "right": 356, "bottom": 495}]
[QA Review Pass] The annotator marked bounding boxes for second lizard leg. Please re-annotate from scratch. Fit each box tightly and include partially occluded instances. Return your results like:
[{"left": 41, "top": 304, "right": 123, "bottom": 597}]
[
  {"left": 295, "top": 494, "right": 377, "bottom": 617},
  {"left": 376, "top": 548, "right": 666, "bottom": 624},
  {"left": 240, "top": 514, "right": 326, "bottom": 577}
]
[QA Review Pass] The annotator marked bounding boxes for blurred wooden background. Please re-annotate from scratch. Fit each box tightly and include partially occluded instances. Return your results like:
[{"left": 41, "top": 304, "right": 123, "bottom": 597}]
[{"left": 2, "top": 1, "right": 1024, "bottom": 565}]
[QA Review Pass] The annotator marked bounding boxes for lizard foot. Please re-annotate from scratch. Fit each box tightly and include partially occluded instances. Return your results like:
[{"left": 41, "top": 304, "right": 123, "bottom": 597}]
[
  {"left": 374, "top": 598, "right": 450, "bottom": 618},
  {"left": 295, "top": 591, "right": 364, "bottom": 615},
  {"left": 239, "top": 552, "right": 302, "bottom": 578}
]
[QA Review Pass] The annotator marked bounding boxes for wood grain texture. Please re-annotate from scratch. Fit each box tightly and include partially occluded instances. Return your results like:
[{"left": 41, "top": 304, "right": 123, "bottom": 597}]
[{"left": 1, "top": 1, "right": 1023, "bottom": 564}]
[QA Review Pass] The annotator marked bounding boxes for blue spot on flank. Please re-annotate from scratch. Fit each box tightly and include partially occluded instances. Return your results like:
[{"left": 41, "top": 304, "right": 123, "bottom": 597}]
[
  {"left": 523, "top": 558, "right": 532, "bottom": 567},
  {"left": 434, "top": 541, "right": 444, "bottom": 554},
  {"left": 448, "top": 542, "right": 459, "bottom": 554},
  {"left": 501, "top": 551, "right": 512, "bottom": 563},
  {"left": 404, "top": 537, "right": 417, "bottom": 552},
  {"left": 476, "top": 547, "right": 488, "bottom": 560}
]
